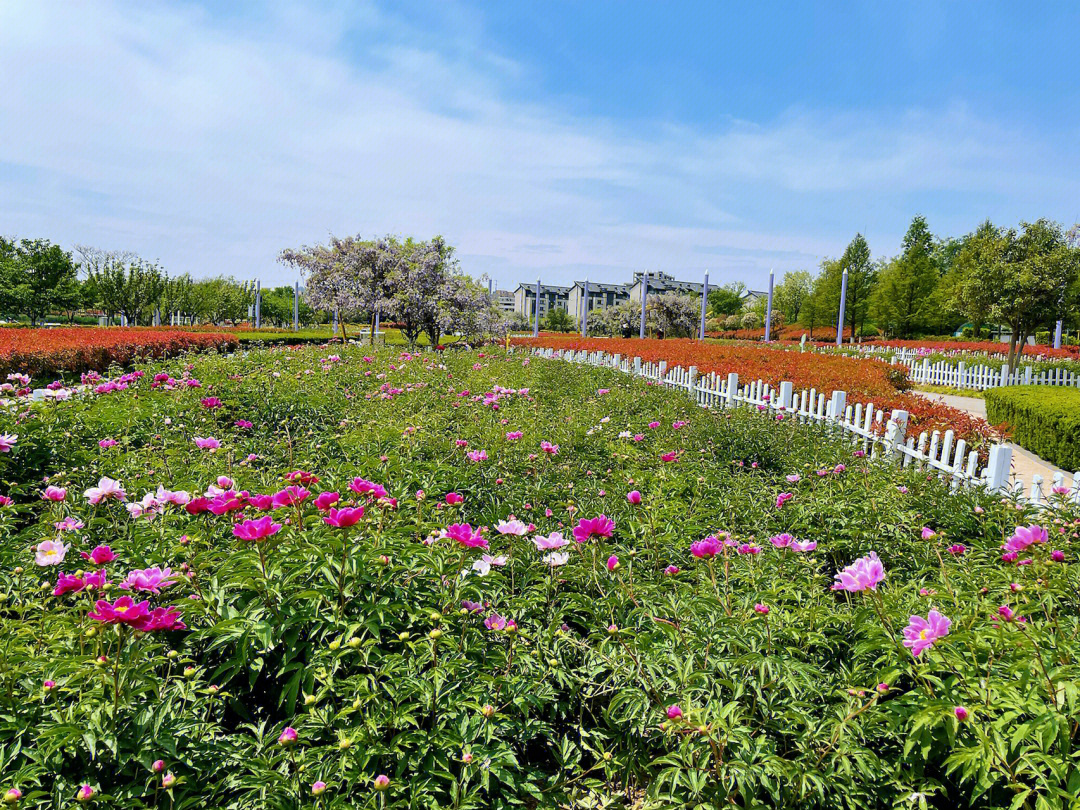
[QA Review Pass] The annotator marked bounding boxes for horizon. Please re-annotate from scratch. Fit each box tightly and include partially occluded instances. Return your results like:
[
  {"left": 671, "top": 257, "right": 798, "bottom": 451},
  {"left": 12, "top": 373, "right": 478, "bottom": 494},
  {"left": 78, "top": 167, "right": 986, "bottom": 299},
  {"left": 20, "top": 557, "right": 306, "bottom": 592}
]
[{"left": 3, "top": 0, "right": 1079, "bottom": 290}]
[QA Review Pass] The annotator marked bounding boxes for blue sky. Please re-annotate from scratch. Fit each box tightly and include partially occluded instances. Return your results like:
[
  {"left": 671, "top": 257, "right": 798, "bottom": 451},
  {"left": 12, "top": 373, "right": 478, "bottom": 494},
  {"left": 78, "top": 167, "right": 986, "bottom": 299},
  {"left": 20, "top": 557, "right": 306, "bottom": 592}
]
[{"left": 2, "top": 1, "right": 1078, "bottom": 290}]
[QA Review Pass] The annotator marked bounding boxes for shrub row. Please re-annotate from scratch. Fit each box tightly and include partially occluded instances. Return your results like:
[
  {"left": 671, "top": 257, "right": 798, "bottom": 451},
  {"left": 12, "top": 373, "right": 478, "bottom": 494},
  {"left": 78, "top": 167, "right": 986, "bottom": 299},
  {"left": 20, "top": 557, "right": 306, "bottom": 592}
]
[
  {"left": 0, "top": 328, "right": 239, "bottom": 380},
  {"left": 985, "top": 385, "right": 1080, "bottom": 470}
]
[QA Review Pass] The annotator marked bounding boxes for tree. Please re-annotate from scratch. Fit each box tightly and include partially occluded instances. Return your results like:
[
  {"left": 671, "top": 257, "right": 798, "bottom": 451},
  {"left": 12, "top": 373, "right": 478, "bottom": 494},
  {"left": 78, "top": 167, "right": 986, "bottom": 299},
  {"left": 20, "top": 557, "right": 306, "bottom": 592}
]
[
  {"left": 871, "top": 216, "right": 940, "bottom": 337},
  {"left": 949, "top": 221, "right": 1008, "bottom": 340},
  {"left": 544, "top": 307, "right": 574, "bottom": 332},
  {"left": 774, "top": 270, "right": 812, "bottom": 325},
  {"left": 0, "top": 239, "right": 80, "bottom": 325},
  {"left": 707, "top": 282, "right": 745, "bottom": 317},
  {"left": 817, "top": 234, "right": 878, "bottom": 342},
  {"left": 994, "top": 220, "right": 1080, "bottom": 372},
  {"left": 647, "top": 292, "right": 698, "bottom": 338}
]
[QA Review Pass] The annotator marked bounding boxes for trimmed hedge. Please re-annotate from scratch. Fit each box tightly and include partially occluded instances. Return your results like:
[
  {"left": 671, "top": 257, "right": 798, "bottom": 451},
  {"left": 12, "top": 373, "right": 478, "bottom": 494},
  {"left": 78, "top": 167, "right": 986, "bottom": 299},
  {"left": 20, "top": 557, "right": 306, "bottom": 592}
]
[{"left": 985, "top": 385, "right": 1080, "bottom": 470}]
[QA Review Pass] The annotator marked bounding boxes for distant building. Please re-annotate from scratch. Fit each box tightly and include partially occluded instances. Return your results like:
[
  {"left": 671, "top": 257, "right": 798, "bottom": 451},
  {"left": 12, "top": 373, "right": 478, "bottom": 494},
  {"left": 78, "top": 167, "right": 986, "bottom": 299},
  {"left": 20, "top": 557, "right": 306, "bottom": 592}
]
[
  {"left": 627, "top": 275, "right": 704, "bottom": 303},
  {"left": 514, "top": 283, "right": 571, "bottom": 319},
  {"left": 494, "top": 289, "right": 515, "bottom": 313},
  {"left": 741, "top": 289, "right": 769, "bottom": 307},
  {"left": 567, "top": 281, "right": 630, "bottom": 323}
]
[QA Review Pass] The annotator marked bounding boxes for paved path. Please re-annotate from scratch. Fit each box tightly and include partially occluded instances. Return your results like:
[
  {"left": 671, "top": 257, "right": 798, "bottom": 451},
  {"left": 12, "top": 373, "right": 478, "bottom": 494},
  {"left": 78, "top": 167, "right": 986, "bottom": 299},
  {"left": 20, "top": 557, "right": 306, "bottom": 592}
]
[{"left": 912, "top": 391, "right": 1071, "bottom": 492}]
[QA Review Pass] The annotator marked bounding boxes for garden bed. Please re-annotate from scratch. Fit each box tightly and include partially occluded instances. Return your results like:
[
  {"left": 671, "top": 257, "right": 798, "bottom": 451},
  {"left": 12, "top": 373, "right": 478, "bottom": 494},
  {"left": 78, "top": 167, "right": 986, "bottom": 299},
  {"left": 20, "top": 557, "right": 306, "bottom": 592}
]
[
  {"left": 0, "top": 327, "right": 239, "bottom": 380},
  {"left": 0, "top": 345, "right": 1073, "bottom": 808}
]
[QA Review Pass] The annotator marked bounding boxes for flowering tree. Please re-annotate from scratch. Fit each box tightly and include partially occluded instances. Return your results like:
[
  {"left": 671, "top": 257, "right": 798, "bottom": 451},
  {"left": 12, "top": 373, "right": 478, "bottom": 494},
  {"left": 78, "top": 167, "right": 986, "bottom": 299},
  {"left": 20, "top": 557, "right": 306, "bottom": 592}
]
[{"left": 280, "top": 236, "right": 395, "bottom": 341}]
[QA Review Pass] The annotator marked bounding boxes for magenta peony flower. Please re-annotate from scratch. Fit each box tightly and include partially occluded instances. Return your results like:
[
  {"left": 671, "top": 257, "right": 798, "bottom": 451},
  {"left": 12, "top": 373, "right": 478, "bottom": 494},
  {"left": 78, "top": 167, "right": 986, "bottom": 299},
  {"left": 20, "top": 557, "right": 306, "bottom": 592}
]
[
  {"left": 278, "top": 727, "right": 298, "bottom": 746},
  {"left": 626, "top": 490, "right": 642, "bottom": 504},
  {"left": 285, "top": 470, "right": 319, "bottom": 485},
  {"left": 902, "top": 609, "right": 951, "bottom": 657},
  {"left": 350, "top": 478, "right": 388, "bottom": 500},
  {"left": 272, "top": 485, "right": 310, "bottom": 508},
  {"left": 831, "top": 552, "right": 886, "bottom": 592},
  {"left": 42, "top": 485, "right": 66, "bottom": 502},
  {"left": 323, "top": 506, "right": 365, "bottom": 528},
  {"left": 607, "top": 555, "right": 619, "bottom": 571},
  {"left": 666, "top": 704, "right": 683, "bottom": 720},
  {"left": 233, "top": 516, "right": 282, "bottom": 542},
  {"left": 664, "top": 564, "right": 680, "bottom": 575},
  {"left": 775, "top": 492, "right": 794, "bottom": 509},
  {"left": 311, "top": 781, "right": 327, "bottom": 796},
  {"left": 314, "top": 491, "right": 340, "bottom": 512},
  {"left": 88, "top": 596, "right": 151, "bottom": 627},
  {"left": 572, "top": 515, "right": 615, "bottom": 543},
  {"left": 76, "top": 785, "right": 94, "bottom": 803},
  {"left": 690, "top": 536, "right": 721, "bottom": 558},
  {"left": 445, "top": 492, "right": 464, "bottom": 505},
  {"left": 540, "top": 441, "right": 559, "bottom": 455},
  {"left": 193, "top": 437, "right": 221, "bottom": 451},
  {"left": 920, "top": 527, "right": 936, "bottom": 540},
  {"left": 444, "top": 523, "right": 488, "bottom": 549},
  {"left": 484, "top": 613, "right": 508, "bottom": 631},
  {"left": 200, "top": 397, "right": 223, "bottom": 409},
  {"left": 954, "top": 706, "right": 969, "bottom": 722},
  {"left": 754, "top": 603, "right": 770, "bottom": 614}
]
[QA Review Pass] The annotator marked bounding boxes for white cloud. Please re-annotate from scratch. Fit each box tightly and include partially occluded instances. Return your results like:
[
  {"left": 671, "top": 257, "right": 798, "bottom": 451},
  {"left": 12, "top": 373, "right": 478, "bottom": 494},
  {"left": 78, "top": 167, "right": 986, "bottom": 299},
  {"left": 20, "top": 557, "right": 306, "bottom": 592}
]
[{"left": 1, "top": 0, "right": 1076, "bottom": 289}]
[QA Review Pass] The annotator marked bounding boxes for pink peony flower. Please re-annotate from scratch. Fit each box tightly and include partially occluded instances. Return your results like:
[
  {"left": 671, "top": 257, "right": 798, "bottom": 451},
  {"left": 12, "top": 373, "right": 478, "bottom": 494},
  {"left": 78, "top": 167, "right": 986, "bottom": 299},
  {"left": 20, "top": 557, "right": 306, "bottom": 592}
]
[
  {"left": 1003, "top": 524, "right": 1047, "bottom": 553},
  {"left": 0, "top": 434, "right": 17, "bottom": 453},
  {"left": 626, "top": 490, "right": 642, "bottom": 504},
  {"left": 349, "top": 478, "right": 388, "bottom": 500},
  {"left": 42, "top": 485, "right": 67, "bottom": 502},
  {"left": 754, "top": 603, "right": 770, "bottom": 614},
  {"left": 496, "top": 519, "right": 529, "bottom": 536},
  {"left": 118, "top": 566, "right": 179, "bottom": 594},
  {"left": 920, "top": 527, "right": 936, "bottom": 540},
  {"left": 445, "top": 492, "right": 463, "bottom": 505},
  {"left": 902, "top": 609, "right": 951, "bottom": 657},
  {"left": 666, "top": 704, "right": 683, "bottom": 720},
  {"left": 35, "top": 540, "right": 69, "bottom": 567},
  {"left": 533, "top": 532, "right": 568, "bottom": 551},
  {"left": 540, "top": 441, "right": 559, "bottom": 455},
  {"left": 278, "top": 727, "right": 298, "bottom": 746},
  {"left": 80, "top": 545, "right": 115, "bottom": 565},
  {"left": 193, "top": 437, "right": 220, "bottom": 451},
  {"left": 85, "top": 477, "right": 126, "bottom": 504},
  {"left": 272, "top": 485, "right": 310, "bottom": 508},
  {"left": 775, "top": 492, "right": 793, "bottom": 509},
  {"left": 233, "top": 516, "right": 282, "bottom": 542},
  {"left": 831, "top": 552, "right": 885, "bottom": 592},
  {"left": 664, "top": 564, "right": 680, "bottom": 575},
  {"left": 954, "top": 706, "right": 969, "bottom": 722},
  {"left": 314, "top": 491, "right": 340, "bottom": 512},
  {"left": 607, "top": 555, "right": 619, "bottom": 571}
]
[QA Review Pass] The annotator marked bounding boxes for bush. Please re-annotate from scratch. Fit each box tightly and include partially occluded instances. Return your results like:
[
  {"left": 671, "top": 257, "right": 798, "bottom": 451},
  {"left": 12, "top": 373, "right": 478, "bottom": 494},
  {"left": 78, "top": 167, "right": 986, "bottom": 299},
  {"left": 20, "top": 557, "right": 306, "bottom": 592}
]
[{"left": 985, "top": 385, "right": 1080, "bottom": 469}]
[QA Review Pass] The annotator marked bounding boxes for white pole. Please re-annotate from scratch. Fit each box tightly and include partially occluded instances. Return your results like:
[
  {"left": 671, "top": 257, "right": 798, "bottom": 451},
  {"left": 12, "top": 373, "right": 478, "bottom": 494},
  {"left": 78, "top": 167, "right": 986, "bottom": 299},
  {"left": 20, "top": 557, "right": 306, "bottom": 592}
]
[
  {"left": 764, "top": 269, "right": 775, "bottom": 342},
  {"left": 374, "top": 305, "right": 380, "bottom": 337},
  {"left": 533, "top": 278, "right": 541, "bottom": 337},
  {"left": 639, "top": 270, "right": 648, "bottom": 339},
  {"left": 254, "top": 279, "right": 261, "bottom": 329},
  {"left": 293, "top": 281, "right": 299, "bottom": 331},
  {"left": 332, "top": 306, "right": 338, "bottom": 336},
  {"left": 699, "top": 270, "right": 709, "bottom": 340},
  {"left": 581, "top": 278, "right": 589, "bottom": 336},
  {"left": 1055, "top": 319, "right": 1064, "bottom": 349},
  {"left": 836, "top": 268, "right": 848, "bottom": 346}
]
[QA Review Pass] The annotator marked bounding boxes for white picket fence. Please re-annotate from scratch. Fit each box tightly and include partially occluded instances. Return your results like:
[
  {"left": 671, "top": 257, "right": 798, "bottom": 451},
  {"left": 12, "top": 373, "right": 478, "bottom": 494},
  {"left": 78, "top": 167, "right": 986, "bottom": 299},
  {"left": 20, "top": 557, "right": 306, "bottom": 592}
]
[
  {"left": 820, "top": 345, "right": 1080, "bottom": 391},
  {"left": 523, "top": 346, "right": 1080, "bottom": 508}
]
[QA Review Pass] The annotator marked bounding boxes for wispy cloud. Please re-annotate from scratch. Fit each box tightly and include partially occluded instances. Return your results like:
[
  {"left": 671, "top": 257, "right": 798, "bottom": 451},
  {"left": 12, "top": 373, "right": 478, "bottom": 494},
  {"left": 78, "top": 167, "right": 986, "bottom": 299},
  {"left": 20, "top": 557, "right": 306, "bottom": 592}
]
[{"left": 1, "top": 0, "right": 1076, "bottom": 289}]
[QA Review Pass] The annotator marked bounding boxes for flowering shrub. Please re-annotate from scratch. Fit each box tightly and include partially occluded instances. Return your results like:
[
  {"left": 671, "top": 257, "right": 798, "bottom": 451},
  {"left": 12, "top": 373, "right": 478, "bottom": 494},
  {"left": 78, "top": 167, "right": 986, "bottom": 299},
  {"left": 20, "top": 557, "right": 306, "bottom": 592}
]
[
  {"left": 513, "top": 335, "right": 998, "bottom": 447},
  {"left": 0, "top": 327, "right": 239, "bottom": 379},
  {"left": 0, "top": 344, "right": 1075, "bottom": 807}
]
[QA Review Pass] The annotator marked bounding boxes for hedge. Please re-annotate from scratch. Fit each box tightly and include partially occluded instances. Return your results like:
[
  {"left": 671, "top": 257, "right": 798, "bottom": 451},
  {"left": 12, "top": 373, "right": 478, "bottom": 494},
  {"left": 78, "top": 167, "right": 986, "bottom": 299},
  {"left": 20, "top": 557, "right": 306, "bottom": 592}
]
[{"left": 984, "top": 385, "right": 1080, "bottom": 470}]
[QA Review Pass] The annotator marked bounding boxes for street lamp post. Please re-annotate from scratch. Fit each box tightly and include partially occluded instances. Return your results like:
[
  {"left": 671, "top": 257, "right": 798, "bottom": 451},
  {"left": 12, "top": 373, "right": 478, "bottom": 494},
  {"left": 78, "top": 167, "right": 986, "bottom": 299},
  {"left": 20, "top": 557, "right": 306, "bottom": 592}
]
[
  {"left": 764, "top": 269, "right": 775, "bottom": 342},
  {"left": 639, "top": 270, "right": 648, "bottom": 339},
  {"left": 581, "top": 278, "right": 589, "bottom": 337},
  {"left": 533, "top": 278, "right": 541, "bottom": 337},
  {"left": 699, "top": 270, "right": 709, "bottom": 340},
  {"left": 835, "top": 268, "right": 848, "bottom": 347}
]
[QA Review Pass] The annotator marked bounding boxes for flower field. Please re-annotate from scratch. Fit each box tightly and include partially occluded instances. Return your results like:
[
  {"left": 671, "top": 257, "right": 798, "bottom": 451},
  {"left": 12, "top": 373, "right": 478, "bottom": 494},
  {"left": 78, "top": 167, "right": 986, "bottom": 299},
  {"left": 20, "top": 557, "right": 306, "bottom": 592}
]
[
  {"left": 0, "top": 343, "right": 1076, "bottom": 808},
  {"left": 0, "top": 328, "right": 239, "bottom": 380},
  {"left": 512, "top": 336, "right": 998, "bottom": 447}
]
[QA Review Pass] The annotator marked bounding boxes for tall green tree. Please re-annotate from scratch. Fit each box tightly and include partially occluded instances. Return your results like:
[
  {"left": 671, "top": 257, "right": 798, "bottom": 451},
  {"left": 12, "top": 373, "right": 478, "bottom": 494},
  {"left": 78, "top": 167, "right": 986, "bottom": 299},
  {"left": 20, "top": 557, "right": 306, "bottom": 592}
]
[
  {"left": 817, "top": 234, "right": 877, "bottom": 341},
  {"left": 871, "top": 216, "right": 940, "bottom": 337},
  {"left": 0, "top": 238, "right": 80, "bottom": 325},
  {"left": 949, "top": 221, "right": 1008, "bottom": 340},
  {"left": 994, "top": 220, "right": 1080, "bottom": 372},
  {"left": 774, "top": 270, "right": 812, "bottom": 325}
]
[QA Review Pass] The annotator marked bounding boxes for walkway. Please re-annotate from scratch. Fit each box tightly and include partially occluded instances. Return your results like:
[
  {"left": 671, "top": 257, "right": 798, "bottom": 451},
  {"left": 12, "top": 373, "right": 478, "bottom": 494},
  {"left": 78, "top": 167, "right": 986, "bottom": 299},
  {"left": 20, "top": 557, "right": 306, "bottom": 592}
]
[{"left": 912, "top": 391, "right": 1071, "bottom": 492}]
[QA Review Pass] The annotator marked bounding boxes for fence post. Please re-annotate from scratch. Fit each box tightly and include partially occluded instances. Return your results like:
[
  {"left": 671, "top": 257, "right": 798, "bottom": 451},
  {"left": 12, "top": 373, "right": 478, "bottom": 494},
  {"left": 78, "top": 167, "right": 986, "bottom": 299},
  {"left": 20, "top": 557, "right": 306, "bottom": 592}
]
[
  {"left": 957, "top": 361, "right": 965, "bottom": 388},
  {"left": 984, "top": 444, "right": 1012, "bottom": 493},
  {"left": 829, "top": 390, "right": 847, "bottom": 422},
  {"left": 778, "top": 381, "right": 793, "bottom": 412},
  {"left": 884, "top": 409, "right": 908, "bottom": 457},
  {"left": 688, "top": 365, "right": 698, "bottom": 398},
  {"left": 726, "top": 372, "right": 739, "bottom": 406},
  {"left": 658, "top": 361, "right": 668, "bottom": 380},
  {"left": 633, "top": 357, "right": 642, "bottom": 377}
]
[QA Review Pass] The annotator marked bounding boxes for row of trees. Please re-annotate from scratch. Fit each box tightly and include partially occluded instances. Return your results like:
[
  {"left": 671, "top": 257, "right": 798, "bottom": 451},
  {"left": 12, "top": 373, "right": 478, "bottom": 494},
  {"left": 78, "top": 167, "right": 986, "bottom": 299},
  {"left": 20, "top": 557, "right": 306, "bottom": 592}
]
[
  {"left": 0, "top": 239, "right": 322, "bottom": 327},
  {"left": 279, "top": 235, "right": 506, "bottom": 346},
  {"left": 707, "top": 217, "right": 1080, "bottom": 370}
]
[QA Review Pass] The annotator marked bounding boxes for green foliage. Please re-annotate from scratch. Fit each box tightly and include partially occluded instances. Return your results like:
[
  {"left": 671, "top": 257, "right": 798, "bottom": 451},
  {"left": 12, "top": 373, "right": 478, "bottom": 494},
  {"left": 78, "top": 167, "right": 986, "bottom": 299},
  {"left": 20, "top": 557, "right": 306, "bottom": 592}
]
[
  {"left": 543, "top": 307, "right": 574, "bottom": 332},
  {"left": 872, "top": 216, "right": 944, "bottom": 338},
  {"left": 0, "top": 345, "right": 1076, "bottom": 808},
  {"left": 0, "top": 238, "right": 80, "bottom": 325},
  {"left": 707, "top": 283, "right": 746, "bottom": 317},
  {"left": 985, "top": 385, "right": 1080, "bottom": 470}
]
